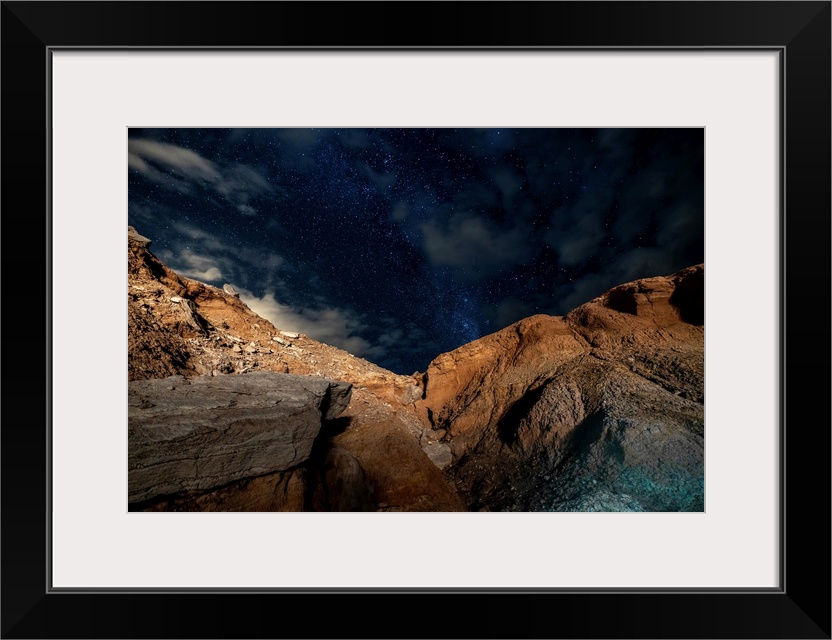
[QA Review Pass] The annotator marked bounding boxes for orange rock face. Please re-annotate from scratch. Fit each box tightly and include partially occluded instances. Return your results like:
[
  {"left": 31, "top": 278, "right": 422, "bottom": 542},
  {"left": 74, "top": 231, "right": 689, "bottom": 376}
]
[{"left": 416, "top": 264, "right": 704, "bottom": 511}]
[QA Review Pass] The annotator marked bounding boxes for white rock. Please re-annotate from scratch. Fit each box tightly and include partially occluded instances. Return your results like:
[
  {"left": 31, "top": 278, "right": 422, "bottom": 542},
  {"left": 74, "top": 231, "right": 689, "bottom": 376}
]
[{"left": 422, "top": 443, "right": 453, "bottom": 470}]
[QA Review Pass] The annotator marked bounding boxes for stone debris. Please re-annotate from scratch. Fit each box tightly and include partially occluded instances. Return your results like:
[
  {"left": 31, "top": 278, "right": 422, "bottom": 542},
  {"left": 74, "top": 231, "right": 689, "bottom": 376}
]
[
  {"left": 175, "top": 296, "right": 208, "bottom": 335},
  {"left": 399, "top": 383, "right": 423, "bottom": 406},
  {"left": 422, "top": 443, "right": 453, "bottom": 470}
]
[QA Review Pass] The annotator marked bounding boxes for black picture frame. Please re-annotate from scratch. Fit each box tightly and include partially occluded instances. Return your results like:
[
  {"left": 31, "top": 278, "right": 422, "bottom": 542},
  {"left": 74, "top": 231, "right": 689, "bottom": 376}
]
[{"left": 2, "top": 2, "right": 829, "bottom": 638}]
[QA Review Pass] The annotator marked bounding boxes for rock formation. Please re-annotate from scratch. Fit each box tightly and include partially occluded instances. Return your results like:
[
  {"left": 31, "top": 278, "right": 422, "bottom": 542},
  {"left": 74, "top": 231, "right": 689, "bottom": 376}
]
[
  {"left": 128, "top": 226, "right": 703, "bottom": 512},
  {"left": 128, "top": 227, "right": 465, "bottom": 512},
  {"left": 415, "top": 264, "right": 704, "bottom": 511},
  {"left": 129, "top": 372, "right": 351, "bottom": 504}
]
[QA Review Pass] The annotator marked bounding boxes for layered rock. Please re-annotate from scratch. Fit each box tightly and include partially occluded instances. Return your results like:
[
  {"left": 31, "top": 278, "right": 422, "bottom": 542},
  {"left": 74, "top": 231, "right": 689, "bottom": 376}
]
[
  {"left": 416, "top": 265, "right": 704, "bottom": 512},
  {"left": 128, "top": 227, "right": 465, "bottom": 511},
  {"left": 128, "top": 225, "right": 703, "bottom": 512},
  {"left": 128, "top": 372, "right": 351, "bottom": 504},
  {"left": 138, "top": 468, "right": 308, "bottom": 512}
]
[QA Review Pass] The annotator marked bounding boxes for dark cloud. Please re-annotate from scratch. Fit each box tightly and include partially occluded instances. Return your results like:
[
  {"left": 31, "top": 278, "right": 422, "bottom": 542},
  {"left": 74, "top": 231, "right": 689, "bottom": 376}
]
[
  {"left": 420, "top": 211, "right": 534, "bottom": 279},
  {"left": 488, "top": 165, "right": 524, "bottom": 201},
  {"left": 128, "top": 138, "right": 275, "bottom": 216},
  {"left": 546, "top": 187, "right": 615, "bottom": 267}
]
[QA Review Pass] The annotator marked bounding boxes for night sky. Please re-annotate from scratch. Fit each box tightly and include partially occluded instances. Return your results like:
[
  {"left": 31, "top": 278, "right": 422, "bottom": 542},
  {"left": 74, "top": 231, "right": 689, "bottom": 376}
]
[{"left": 128, "top": 128, "right": 704, "bottom": 375}]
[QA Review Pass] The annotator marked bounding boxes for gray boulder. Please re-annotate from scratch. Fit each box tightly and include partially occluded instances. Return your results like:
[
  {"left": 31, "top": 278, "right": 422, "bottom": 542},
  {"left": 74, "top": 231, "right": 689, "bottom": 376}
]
[
  {"left": 422, "top": 442, "right": 453, "bottom": 470},
  {"left": 128, "top": 372, "right": 352, "bottom": 503}
]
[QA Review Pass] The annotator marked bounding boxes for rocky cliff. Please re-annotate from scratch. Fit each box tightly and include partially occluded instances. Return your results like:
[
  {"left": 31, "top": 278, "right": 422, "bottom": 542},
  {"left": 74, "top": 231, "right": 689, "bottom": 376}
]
[
  {"left": 416, "top": 264, "right": 704, "bottom": 511},
  {"left": 128, "top": 227, "right": 464, "bottom": 511},
  {"left": 128, "top": 226, "right": 703, "bottom": 512}
]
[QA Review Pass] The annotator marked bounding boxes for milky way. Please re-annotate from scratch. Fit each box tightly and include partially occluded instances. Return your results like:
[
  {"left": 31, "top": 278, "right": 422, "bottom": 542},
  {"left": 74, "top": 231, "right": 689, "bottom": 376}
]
[{"left": 128, "top": 128, "right": 704, "bottom": 374}]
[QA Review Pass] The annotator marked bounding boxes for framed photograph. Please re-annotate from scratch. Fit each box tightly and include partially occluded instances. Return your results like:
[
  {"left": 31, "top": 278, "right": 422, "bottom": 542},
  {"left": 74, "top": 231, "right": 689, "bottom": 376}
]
[{"left": 3, "top": 2, "right": 829, "bottom": 638}]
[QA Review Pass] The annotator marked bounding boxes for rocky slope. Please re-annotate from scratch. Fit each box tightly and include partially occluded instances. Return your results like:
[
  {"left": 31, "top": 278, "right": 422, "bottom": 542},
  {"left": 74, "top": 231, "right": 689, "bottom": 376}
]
[
  {"left": 415, "top": 264, "right": 704, "bottom": 511},
  {"left": 128, "top": 227, "right": 464, "bottom": 512},
  {"left": 128, "top": 226, "right": 704, "bottom": 512}
]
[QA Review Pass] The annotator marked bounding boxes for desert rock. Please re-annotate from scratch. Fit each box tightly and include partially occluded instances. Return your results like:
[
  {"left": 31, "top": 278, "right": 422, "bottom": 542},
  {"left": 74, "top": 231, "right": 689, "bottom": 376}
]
[
  {"left": 416, "top": 264, "right": 704, "bottom": 511},
  {"left": 128, "top": 227, "right": 464, "bottom": 511},
  {"left": 128, "top": 372, "right": 351, "bottom": 503},
  {"left": 128, "top": 226, "right": 703, "bottom": 512}
]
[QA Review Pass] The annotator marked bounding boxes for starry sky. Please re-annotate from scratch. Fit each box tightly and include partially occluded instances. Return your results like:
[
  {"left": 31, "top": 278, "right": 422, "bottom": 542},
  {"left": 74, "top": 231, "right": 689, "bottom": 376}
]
[{"left": 128, "top": 128, "right": 704, "bottom": 375}]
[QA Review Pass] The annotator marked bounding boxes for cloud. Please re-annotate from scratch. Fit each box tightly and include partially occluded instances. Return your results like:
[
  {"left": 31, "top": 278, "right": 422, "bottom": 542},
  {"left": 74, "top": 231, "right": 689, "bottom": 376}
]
[
  {"left": 452, "top": 184, "right": 499, "bottom": 212},
  {"left": 549, "top": 212, "right": 607, "bottom": 267},
  {"left": 612, "top": 136, "right": 703, "bottom": 247},
  {"left": 545, "top": 187, "right": 614, "bottom": 266},
  {"left": 159, "top": 248, "right": 225, "bottom": 283},
  {"left": 553, "top": 247, "right": 681, "bottom": 314},
  {"left": 420, "top": 212, "right": 533, "bottom": 279},
  {"left": 237, "top": 289, "right": 377, "bottom": 358},
  {"left": 390, "top": 202, "right": 410, "bottom": 221},
  {"left": 540, "top": 130, "right": 703, "bottom": 314},
  {"left": 171, "top": 222, "right": 226, "bottom": 252},
  {"left": 273, "top": 128, "right": 322, "bottom": 150},
  {"left": 338, "top": 129, "right": 372, "bottom": 149},
  {"left": 128, "top": 152, "right": 195, "bottom": 195},
  {"left": 488, "top": 166, "right": 523, "bottom": 201},
  {"left": 128, "top": 203, "right": 157, "bottom": 224},
  {"left": 376, "top": 328, "right": 403, "bottom": 347},
  {"left": 655, "top": 202, "right": 703, "bottom": 256},
  {"left": 490, "top": 297, "right": 535, "bottom": 329},
  {"left": 215, "top": 164, "right": 273, "bottom": 208},
  {"left": 129, "top": 139, "right": 219, "bottom": 182},
  {"left": 233, "top": 297, "right": 438, "bottom": 372},
  {"left": 453, "top": 128, "right": 516, "bottom": 156},
  {"left": 360, "top": 163, "right": 397, "bottom": 198},
  {"left": 595, "top": 128, "right": 640, "bottom": 165},
  {"left": 128, "top": 139, "right": 274, "bottom": 215},
  {"left": 160, "top": 223, "right": 284, "bottom": 290},
  {"left": 368, "top": 323, "right": 441, "bottom": 373}
]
